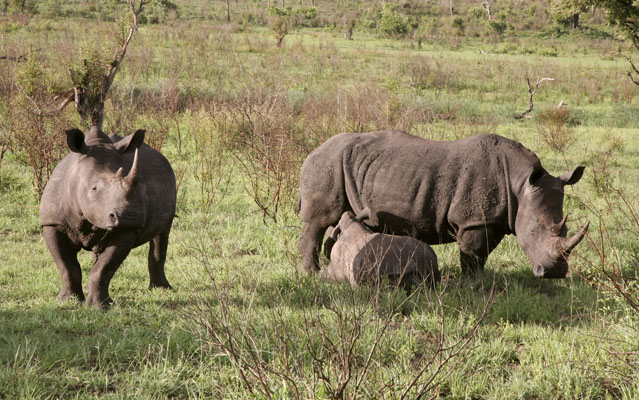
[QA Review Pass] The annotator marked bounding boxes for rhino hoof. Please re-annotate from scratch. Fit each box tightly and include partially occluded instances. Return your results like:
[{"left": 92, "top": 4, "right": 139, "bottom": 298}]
[
  {"left": 57, "top": 290, "right": 85, "bottom": 303},
  {"left": 149, "top": 281, "right": 173, "bottom": 290},
  {"left": 85, "top": 295, "right": 114, "bottom": 311}
]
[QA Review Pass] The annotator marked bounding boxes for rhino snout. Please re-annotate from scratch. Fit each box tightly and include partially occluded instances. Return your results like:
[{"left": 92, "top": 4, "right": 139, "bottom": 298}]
[
  {"left": 533, "top": 260, "right": 568, "bottom": 279},
  {"left": 105, "top": 212, "right": 119, "bottom": 229}
]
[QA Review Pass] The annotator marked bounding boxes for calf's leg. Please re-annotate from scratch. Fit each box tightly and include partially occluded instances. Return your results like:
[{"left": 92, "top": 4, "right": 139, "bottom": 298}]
[{"left": 42, "top": 226, "right": 84, "bottom": 302}]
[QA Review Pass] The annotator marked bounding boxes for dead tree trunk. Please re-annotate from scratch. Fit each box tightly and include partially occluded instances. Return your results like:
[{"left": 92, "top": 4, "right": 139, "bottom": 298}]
[
  {"left": 55, "top": 0, "right": 148, "bottom": 130},
  {"left": 226, "top": 0, "right": 231, "bottom": 22},
  {"left": 514, "top": 76, "right": 554, "bottom": 119},
  {"left": 570, "top": 13, "right": 579, "bottom": 29}
]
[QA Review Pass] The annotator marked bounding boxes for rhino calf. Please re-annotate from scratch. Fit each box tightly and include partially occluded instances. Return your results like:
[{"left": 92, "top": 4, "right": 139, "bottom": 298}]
[
  {"left": 322, "top": 209, "right": 440, "bottom": 289},
  {"left": 40, "top": 126, "right": 176, "bottom": 310}
]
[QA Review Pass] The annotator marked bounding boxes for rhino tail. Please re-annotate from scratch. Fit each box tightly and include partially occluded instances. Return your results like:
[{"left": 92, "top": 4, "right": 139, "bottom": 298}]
[{"left": 295, "top": 197, "right": 301, "bottom": 215}]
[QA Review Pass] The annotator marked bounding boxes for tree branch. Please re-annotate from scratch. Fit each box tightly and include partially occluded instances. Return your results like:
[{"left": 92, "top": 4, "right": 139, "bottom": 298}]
[{"left": 514, "top": 76, "right": 555, "bottom": 119}]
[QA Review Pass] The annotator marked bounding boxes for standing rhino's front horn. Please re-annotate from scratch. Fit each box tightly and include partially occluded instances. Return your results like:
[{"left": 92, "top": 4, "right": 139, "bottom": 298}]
[
  {"left": 562, "top": 221, "right": 590, "bottom": 254},
  {"left": 123, "top": 148, "right": 140, "bottom": 193}
]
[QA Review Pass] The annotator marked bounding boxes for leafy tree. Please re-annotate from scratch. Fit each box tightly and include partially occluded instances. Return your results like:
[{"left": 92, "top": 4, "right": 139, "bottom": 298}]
[
  {"left": 600, "top": 0, "right": 639, "bottom": 84},
  {"left": 269, "top": 7, "right": 291, "bottom": 48},
  {"left": 378, "top": 5, "right": 408, "bottom": 38},
  {"left": 551, "top": 0, "right": 597, "bottom": 29}
]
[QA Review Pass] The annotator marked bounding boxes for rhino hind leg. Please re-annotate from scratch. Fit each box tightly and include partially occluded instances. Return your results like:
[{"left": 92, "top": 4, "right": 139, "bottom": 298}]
[
  {"left": 148, "top": 227, "right": 172, "bottom": 290},
  {"left": 298, "top": 221, "right": 328, "bottom": 273},
  {"left": 86, "top": 240, "right": 133, "bottom": 310},
  {"left": 42, "top": 226, "right": 85, "bottom": 303},
  {"left": 457, "top": 226, "right": 504, "bottom": 276}
]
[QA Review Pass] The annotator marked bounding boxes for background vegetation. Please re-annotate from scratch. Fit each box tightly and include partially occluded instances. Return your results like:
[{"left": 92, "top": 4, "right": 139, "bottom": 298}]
[{"left": 1, "top": 0, "right": 639, "bottom": 398}]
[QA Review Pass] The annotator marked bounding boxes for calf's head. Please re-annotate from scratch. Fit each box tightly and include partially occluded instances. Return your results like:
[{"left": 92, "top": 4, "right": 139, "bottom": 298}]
[
  {"left": 515, "top": 166, "right": 589, "bottom": 278},
  {"left": 66, "top": 127, "right": 146, "bottom": 230}
]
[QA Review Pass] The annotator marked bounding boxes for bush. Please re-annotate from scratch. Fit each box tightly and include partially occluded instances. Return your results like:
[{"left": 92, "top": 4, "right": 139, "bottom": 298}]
[
  {"left": 452, "top": 17, "right": 465, "bottom": 36},
  {"left": 378, "top": 5, "right": 408, "bottom": 38},
  {"left": 537, "top": 106, "right": 575, "bottom": 153}
]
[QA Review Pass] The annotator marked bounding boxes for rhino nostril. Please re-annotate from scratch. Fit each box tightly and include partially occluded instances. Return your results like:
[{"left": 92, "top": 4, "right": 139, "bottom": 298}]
[
  {"left": 108, "top": 213, "right": 118, "bottom": 226},
  {"left": 533, "top": 265, "right": 544, "bottom": 277}
]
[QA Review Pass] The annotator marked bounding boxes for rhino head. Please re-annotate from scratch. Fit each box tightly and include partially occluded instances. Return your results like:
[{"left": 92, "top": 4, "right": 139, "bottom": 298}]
[
  {"left": 66, "top": 127, "right": 147, "bottom": 231},
  {"left": 515, "top": 166, "right": 589, "bottom": 278}
]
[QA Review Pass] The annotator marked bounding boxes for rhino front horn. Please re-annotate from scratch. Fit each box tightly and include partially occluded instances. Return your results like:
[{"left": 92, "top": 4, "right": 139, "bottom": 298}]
[
  {"left": 123, "top": 148, "right": 140, "bottom": 192},
  {"left": 562, "top": 221, "right": 590, "bottom": 253}
]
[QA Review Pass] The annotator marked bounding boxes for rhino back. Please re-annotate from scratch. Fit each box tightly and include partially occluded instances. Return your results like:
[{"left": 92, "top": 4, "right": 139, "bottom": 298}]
[
  {"left": 352, "top": 234, "right": 437, "bottom": 283},
  {"left": 338, "top": 132, "right": 537, "bottom": 243}
]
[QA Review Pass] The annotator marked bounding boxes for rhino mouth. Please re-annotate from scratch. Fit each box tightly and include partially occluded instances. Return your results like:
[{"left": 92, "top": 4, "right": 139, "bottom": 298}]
[{"left": 533, "top": 260, "right": 568, "bottom": 279}]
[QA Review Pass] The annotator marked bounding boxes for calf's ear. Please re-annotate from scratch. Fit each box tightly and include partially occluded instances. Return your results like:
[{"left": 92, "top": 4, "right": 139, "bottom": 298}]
[
  {"left": 114, "top": 129, "right": 146, "bottom": 154},
  {"left": 559, "top": 166, "right": 585, "bottom": 186},
  {"left": 66, "top": 129, "right": 86, "bottom": 153}
]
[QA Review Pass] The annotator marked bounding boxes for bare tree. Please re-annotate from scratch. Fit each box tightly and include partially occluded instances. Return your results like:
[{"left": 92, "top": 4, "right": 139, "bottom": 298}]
[
  {"left": 54, "top": 0, "right": 148, "bottom": 130},
  {"left": 481, "top": 0, "right": 493, "bottom": 20},
  {"left": 514, "top": 76, "right": 555, "bottom": 120}
]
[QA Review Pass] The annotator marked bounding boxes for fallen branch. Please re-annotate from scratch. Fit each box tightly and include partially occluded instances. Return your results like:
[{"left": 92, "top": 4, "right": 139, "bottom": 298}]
[
  {"left": 0, "top": 54, "right": 27, "bottom": 62},
  {"left": 514, "top": 76, "right": 554, "bottom": 120}
]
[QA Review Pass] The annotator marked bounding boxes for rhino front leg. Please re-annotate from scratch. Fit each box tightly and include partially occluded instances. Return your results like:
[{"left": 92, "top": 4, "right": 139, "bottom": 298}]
[
  {"left": 148, "top": 227, "right": 172, "bottom": 290},
  {"left": 42, "top": 226, "right": 85, "bottom": 303},
  {"left": 86, "top": 243, "right": 132, "bottom": 310},
  {"left": 457, "top": 225, "right": 504, "bottom": 276}
]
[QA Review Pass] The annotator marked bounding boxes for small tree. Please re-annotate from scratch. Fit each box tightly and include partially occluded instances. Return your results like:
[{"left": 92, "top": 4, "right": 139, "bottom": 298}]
[
  {"left": 551, "top": 0, "right": 596, "bottom": 29},
  {"left": 269, "top": 7, "right": 291, "bottom": 48},
  {"left": 600, "top": 0, "right": 639, "bottom": 84}
]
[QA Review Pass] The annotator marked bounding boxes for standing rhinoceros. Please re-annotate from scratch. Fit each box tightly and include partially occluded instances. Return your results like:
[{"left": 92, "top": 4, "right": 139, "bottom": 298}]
[
  {"left": 40, "top": 126, "right": 176, "bottom": 309},
  {"left": 298, "top": 131, "right": 589, "bottom": 279},
  {"left": 322, "top": 208, "right": 440, "bottom": 289}
]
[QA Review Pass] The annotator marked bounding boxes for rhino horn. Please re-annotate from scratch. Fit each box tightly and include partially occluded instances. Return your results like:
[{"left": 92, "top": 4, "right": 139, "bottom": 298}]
[
  {"left": 123, "top": 148, "right": 140, "bottom": 192},
  {"left": 552, "top": 214, "right": 568, "bottom": 236},
  {"left": 562, "top": 221, "right": 589, "bottom": 253}
]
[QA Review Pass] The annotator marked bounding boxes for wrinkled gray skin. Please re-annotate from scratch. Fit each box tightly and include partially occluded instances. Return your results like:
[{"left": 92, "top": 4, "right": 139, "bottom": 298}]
[
  {"left": 298, "top": 131, "right": 589, "bottom": 279},
  {"left": 40, "top": 126, "right": 176, "bottom": 310},
  {"left": 322, "top": 208, "right": 440, "bottom": 289}
]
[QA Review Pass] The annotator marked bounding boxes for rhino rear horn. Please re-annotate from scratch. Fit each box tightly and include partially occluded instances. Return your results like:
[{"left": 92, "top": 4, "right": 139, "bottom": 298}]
[{"left": 562, "top": 221, "right": 589, "bottom": 253}]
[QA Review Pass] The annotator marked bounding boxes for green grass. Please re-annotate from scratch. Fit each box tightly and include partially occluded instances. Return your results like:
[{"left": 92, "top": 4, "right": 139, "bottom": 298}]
[{"left": 1, "top": 7, "right": 639, "bottom": 399}]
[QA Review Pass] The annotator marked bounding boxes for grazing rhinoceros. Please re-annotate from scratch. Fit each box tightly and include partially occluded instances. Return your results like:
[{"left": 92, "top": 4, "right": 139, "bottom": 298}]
[
  {"left": 322, "top": 208, "right": 440, "bottom": 289},
  {"left": 40, "top": 126, "right": 176, "bottom": 309},
  {"left": 298, "top": 131, "right": 589, "bottom": 279}
]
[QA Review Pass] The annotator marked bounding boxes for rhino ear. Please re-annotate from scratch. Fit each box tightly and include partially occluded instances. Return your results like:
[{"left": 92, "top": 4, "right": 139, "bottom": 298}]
[
  {"left": 559, "top": 166, "right": 585, "bottom": 186},
  {"left": 114, "top": 129, "right": 145, "bottom": 154},
  {"left": 65, "top": 129, "right": 86, "bottom": 153},
  {"left": 528, "top": 168, "right": 545, "bottom": 186}
]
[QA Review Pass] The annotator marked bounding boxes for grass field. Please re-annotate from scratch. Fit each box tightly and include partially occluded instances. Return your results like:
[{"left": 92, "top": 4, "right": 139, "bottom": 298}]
[{"left": 1, "top": 3, "right": 639, "bottom": 399}]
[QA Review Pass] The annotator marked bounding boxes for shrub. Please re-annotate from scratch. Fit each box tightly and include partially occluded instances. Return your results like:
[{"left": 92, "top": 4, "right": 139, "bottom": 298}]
[
  {"left": 537, "top": 106, "right": 575, "bottom": 153},
  {"left": 452, "top": 17, "right": 465, "bottom": 36},
  {"left": 378, "top": 5, "right": 408, "bottom": 38}
]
